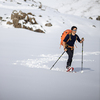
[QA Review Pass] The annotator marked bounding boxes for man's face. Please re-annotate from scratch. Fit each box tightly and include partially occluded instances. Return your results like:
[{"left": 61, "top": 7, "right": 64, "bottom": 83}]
[{"left": 72, "top": 28, "right": 77, "bottom": 34}]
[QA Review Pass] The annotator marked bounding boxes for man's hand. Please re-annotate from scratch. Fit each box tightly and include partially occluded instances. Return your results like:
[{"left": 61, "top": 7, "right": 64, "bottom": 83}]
[
  {"left": 80, "top": 38, "right": 84, "bottom": 43},
  {"left": 82, "top": 38, "right": 84, "bottom": 42},
  {"left": 64, "top": 48, "right": 67, "bottom": 52}
]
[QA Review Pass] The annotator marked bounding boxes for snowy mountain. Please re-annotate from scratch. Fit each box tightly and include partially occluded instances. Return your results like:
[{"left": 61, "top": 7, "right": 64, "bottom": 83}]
[
  {"left": 0, "top": 0, "right": 52, "bottom": 32},
  {"left": 36, "top": 0, "right": 100, "bottom": 19},
  {"left": 0, "top": 0, "right": 100, "bottom": 100},
  {"left": 0, "top": 0, "right": 100, "bottom": 32}
]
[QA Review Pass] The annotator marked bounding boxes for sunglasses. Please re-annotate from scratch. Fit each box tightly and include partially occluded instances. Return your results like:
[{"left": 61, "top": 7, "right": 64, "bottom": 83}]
[{"left": 73, "top": 30, "right": 77, "bottom": 31}]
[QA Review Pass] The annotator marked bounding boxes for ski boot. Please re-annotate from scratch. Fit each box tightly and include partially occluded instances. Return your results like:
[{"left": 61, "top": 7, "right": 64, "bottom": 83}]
[{"left": 66, "top": 66, "right": 74, "bottom": 72}]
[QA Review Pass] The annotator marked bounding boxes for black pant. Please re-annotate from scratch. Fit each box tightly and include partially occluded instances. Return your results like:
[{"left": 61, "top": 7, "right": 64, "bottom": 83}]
[{"left": 66, "top": 48, "right": 74, "bottom": 67}]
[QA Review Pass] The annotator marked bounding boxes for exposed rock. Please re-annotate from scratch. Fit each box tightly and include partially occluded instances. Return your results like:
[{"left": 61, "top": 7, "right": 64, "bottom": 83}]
[
  {"left": 41, "top": 9, "right": 45, "bottom": 11},
  {"left": 24, "top": 15, "right": 29, "bottom": 23},
  {"left": 23, "top": 25, "right": 33, "bottom": 31},
  {"left": 28, "top": 27, "right": 33, "bottom": 31},
  {"left": 31, "top": 4, "right": 34, "bottom": 7},
  {"left": 23, "top": 25, "right": 28, "bottom": 29},
  {"left": 39, "top": 2, "right": 42, "bottom": 9},
  {"left": 15, "top": 23, "right": 21, "bottom": 28},
  {"left": 93, "top": 25, "right": 96, "bottom": 27},
  {"left": 13, "top": 18, "right": 21, "bottom": 28},
  {"left": 11, "top": 10, "right": 26, "bottom": 20},
  {"left": 6, "top": 17, "right": 9, "bottom": 19},
  {"left": 0, "top": 16, "right": 2, "bottom": 20},
  {"left": 24, "top": 15, "right": 37, "bottom": 24},
  {"left": 34, "top": 29, "right": 45, "bottom": 33},
  {"left": 17, "top": 2, "right": 21, "bottom": 5},
  {"left": 12, "top": 10, "right": 18, "bottom": 14},
  {"left": 13, "top": 18, "right": 19, "bottom": 25},
  {"left": 11, "top": 10, "right": 36, "bottom": 22},
  {"left": 45, "top": 23, "right": 52, "bottom": 27},
  {"left": 27, "top": 12, "right": 35, "bottom": 16},
  {"left": 29, "top": 17, "right": 38, "bottom": 24},
  {"left": 7, "top": 21, "right": 13, "bottom": 25},
  {"left": 11, "top": 10, "right": 18, "bottom": 19},
  {"left": 96, "top": 16, "right": 100, "bottom": 21},
  {"left": 24, "top": 0, "right": 26, "bottom": 2},
  {"left": 89, "top": 17, "right": 93, "bottom": 20},
  {"left": 19, "top": 10, "right": 27, "bottom": 19},
  {"left": 7, "top": 10, "right": 44, "bottom": 33},
  {"left": 11, "top": 11, "right": 37, "bottom": 24},
  {"left": 27, "top": 12, "right": 32, "bottom": 15},
  {"left": 39, "top": 15, "right": 42, "bottom": 17},
  {"left": 2, "top": 20, "right": 6, "bottom": 21}
]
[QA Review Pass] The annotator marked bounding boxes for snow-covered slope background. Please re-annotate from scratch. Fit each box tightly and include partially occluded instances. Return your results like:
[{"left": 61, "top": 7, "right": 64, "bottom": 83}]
[
  {"left": 0, "top": 0, "right": 100, "bottom": 100},
  {"left": 38, "top": 0, "right": 100, "bottom": 19}
]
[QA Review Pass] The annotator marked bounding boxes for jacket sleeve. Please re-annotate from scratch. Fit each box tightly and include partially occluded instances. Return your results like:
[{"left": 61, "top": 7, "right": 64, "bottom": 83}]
[{"left": 76, "top": 34, "right": 81, "bottom": 42}]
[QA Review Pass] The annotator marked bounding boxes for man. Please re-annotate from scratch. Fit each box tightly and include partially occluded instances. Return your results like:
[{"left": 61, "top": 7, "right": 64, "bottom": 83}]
[{"left": 63, "top": 26, "right": 84, "bottom": 72}]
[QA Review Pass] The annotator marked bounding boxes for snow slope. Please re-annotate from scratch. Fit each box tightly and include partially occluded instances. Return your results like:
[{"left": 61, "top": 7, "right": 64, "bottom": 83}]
[
  {"left": 0, "top": 0, "right": 100, "bottom": 100},
  {"left": 36, "top": 0, "right": 100, "bottom": 19}
]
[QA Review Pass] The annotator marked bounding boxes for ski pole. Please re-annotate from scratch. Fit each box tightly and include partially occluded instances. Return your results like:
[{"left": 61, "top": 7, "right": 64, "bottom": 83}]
[
  {"left": 81, "top": 38, "right": 84, "bottom": 72},
  {"left": 50, "top": 51, "right": 65, "bottom": 70}
]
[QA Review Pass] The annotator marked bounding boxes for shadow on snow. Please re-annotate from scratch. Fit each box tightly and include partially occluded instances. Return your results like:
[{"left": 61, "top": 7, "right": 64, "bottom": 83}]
[{"left": 74, "top": 67, "right": 94, "bottom": 73}]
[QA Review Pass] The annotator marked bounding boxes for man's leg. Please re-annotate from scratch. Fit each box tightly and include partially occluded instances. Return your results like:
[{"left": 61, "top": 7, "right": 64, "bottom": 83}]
[{"left": 66, "top": 48, "right": 74, "bottom": 68}]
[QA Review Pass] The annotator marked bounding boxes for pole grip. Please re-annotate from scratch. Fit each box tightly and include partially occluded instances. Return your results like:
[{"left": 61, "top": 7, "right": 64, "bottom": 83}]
[{"left": 82, "top": 37, "right": 84, "bottom": 40}]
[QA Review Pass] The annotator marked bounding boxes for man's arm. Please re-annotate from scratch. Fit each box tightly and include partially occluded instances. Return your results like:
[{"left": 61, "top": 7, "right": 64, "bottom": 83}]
[
  {"left": 63, "top": 41, "right": 66, "bottom": 49},
  {"left": 63, "top": 41, "right": 67, "bottom": 51},
  {"left": 76, "top": 35, "right": 84, "bottom": 43},
  {"left": 80, "top": 38, "right": 84, "bottom": 43},
  {"left": 63, "top": 35, "right": 69, "bottom": 51}
]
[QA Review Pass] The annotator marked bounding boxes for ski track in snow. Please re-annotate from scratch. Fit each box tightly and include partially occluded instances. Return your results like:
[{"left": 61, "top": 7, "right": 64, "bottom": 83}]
[{"left": 13, "top": 51, "right": 100, "bottom": 72}]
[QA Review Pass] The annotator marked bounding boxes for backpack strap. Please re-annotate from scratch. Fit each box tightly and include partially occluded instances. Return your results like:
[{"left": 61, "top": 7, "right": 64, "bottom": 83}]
[
  {"left": 69, "top": 33, "right": 72, "bottom": 41},
  {"left": 65, "top": 44, "right": 74, "bottom": 50},
  {"left": 66, "top": 33, "right": 78, "bottom": 49},
  {"left": 66, "top": 33, "right": 72, "bottom": 43}
]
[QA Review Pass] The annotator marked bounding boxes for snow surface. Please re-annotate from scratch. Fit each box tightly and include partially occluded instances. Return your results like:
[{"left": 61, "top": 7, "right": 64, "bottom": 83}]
[
  {"left": 36, "top": 0, "right": 100, "bottom": 19},
  {"left": 0, "top": 0, "right": 100, "bottom": 100}
]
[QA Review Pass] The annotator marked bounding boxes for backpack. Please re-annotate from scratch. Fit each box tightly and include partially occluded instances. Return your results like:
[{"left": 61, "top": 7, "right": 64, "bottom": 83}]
[{"left": 60, "top": 29, "right": 72, "bottom": 48}]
